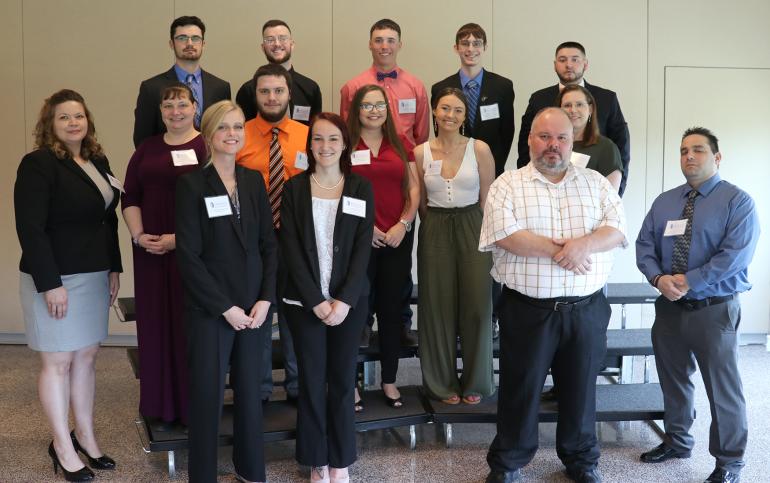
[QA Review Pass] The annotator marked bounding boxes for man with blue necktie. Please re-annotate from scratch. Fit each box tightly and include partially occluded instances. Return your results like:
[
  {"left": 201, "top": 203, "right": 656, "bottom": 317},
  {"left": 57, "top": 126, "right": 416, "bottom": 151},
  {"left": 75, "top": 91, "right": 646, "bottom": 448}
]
[
  {"left": 636, "top": 127, "right": 759, "bottom": 483},
  {"left": 133, "top": 15, "right": 231, "bottom": 147}
]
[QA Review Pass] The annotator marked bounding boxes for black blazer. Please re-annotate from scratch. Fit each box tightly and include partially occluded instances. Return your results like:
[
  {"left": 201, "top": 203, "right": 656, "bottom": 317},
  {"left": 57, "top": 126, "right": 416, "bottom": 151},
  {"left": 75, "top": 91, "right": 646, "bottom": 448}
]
[
  {"left": 133, "top": 67, "right": 231, "bottom": 147},
  {"left": 14, "top": 148, "right": 123, "bottom": 293},
  {"left": 432, "top": 69, "right": 515, "bottom": 177},
  {"left": 516, "top": 81, "right": 630, "bottom": 194},
  {"left": 236, "top": 67, "right": 322, "bottom": 125},
  {"left": 175, "top": 165, "right": 277, "bottom": 318},
  {"left": 280, "top": 172, "right": 374, "bottom": 310}
]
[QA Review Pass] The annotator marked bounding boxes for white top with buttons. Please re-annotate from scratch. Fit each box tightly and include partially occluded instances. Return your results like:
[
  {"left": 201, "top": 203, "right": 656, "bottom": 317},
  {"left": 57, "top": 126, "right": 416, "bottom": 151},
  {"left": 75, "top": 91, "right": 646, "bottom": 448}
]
[{"left": 422, "top": 138, "right": 480, "bottom": 208}]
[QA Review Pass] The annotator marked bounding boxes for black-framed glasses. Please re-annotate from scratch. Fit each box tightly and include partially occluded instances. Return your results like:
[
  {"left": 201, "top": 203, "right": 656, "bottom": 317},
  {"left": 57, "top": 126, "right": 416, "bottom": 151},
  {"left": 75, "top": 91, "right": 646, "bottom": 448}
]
[
  {"left": 360, "top": 102, "right": 388, "bottom": 112},
  {"left": 174, "top": 35, "right": 203, "bottom": 44}
]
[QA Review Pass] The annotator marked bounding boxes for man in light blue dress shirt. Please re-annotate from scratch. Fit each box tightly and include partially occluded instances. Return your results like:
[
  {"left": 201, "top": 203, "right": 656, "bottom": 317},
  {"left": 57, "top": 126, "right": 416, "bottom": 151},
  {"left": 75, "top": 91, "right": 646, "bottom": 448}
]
[{"left": 636, "top": 127, "right": 760, "bottom": 483}]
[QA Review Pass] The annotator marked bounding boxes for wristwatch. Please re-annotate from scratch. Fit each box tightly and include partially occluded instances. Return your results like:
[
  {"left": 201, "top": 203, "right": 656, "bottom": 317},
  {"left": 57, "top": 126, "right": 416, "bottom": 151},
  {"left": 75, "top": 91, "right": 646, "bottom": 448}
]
[
  {"left": 399, "top": 218, "right": 412, "bottom": 232},
  {"left": 132, "top": 232, "right": 144, "bottom": 246}
]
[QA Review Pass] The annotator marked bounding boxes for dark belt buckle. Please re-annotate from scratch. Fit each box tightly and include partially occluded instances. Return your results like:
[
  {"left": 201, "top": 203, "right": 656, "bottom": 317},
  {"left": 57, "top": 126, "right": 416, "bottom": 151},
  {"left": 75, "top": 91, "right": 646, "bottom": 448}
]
[{"left": 554, "top": 301, "right": 568, "bottom": 312}]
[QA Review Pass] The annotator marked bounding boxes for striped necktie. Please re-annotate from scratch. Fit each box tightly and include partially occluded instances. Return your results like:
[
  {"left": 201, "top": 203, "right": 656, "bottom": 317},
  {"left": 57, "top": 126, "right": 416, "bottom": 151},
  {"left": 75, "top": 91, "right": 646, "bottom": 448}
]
[
  {"left": 185, "top": 74, "right": 201, "bottom": 128},
  {"left": 465, "top": 79, "right": 480, "bottom": 128},
  {"left": 671, "top": 189, "right": 698, "bottom": 274},
  {"left": 268, "top": 128, "right": 285, "bottom": 229}
]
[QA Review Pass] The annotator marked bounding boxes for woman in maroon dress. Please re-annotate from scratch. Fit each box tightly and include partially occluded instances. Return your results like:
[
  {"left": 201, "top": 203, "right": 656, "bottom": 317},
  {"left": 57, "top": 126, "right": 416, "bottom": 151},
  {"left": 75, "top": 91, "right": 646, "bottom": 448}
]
[{"left": 122, "top": 84, "right": 206, "bottom": 429}]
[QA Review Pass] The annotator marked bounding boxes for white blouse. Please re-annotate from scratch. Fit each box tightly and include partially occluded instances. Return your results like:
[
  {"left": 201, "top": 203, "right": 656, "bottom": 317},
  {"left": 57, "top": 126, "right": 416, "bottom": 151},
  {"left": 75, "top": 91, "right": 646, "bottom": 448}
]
[
  {"left": 422, "top": 138, "right": 480, "bottom": 208},
  {"left": 312, "top": 197, "right": 340, "bottom": 300}
]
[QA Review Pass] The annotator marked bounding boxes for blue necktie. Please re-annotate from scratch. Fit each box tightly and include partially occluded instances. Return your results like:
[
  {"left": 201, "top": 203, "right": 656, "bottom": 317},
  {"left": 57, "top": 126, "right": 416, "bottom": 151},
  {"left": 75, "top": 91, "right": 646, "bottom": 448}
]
[
  {"left": 376, "top": 70, "right": 398, "bottom": 82},
  {"left": 185, "top": 74, "right": 201, "bottom": 128},
  {"left": 465, "top": 79, "right": 480, "bottom": 128}
]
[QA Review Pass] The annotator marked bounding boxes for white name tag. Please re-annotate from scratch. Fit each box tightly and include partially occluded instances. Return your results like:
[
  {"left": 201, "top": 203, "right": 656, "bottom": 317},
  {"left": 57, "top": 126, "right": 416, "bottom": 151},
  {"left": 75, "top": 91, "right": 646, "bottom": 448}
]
[
  {"left": 570, "top": 152, "right": 591, "bottom": 168},
  {"left": 398, "top": 98, "right": 417, "bottom": 114},
  {"left": 351, "top": 149, "right": 371, "bottom": 166},
  {"left": 106, "top": 173, "right": 125, "bottom": 193},
  {"left": 292, "top": 105, "right": 311, "bottom": 121},
  {"left": 342, "top": 196, "right": 366, "bottom": 218},
  {"left": 204, "top": 195, "right": 233, "bottom": 218},
  {"left": 171, "top": 149, "right": 199, "bottom": 166},
  {"left": 664, "top": 219, "right": 688, "bottom": 237},
  {"left": 294, "top": 151, "right": 309, "bottom": 170},
  {"left": 425, "top": 160, "right": 442, "bottom": 177},
  {"left": 479, "top": 103, "right": 500, "bottom": 121}
]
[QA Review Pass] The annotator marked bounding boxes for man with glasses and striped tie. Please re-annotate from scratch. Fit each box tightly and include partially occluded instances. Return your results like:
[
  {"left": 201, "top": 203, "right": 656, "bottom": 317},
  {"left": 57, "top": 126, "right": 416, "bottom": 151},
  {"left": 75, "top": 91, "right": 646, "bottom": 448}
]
[
  {"left": 133, "top": 15, "right": 230, "bottom": 147},
  {"left": 236, "top": 63, "right": 309, "bottom": 405},
  {"left": 636, "top": 127, "right": 759, "bottom": 483}
]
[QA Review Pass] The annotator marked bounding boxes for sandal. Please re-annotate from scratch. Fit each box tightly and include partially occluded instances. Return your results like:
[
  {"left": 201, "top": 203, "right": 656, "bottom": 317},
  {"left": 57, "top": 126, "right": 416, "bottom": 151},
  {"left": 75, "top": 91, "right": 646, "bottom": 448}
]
[
  {"left": 462, "top": 394, "right": 482, "bottom": 405},
  {"left": 381, "top": 383, "right": 403, "bottom": 408},
  {"left": 354, "top": 397, "right": 365, "bottom": 413},
  {"left": 441, "top": 394, "right": 461, "bottom": 405}
]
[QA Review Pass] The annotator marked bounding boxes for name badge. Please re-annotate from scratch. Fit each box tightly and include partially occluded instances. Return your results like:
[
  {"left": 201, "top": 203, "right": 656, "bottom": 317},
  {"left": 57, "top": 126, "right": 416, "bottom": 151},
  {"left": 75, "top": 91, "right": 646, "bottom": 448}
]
[
  {"left": 342, "top": 196, "right": 366, "bottom": 218},
  {"left": 171, "top": 149, "right": 199, "bottom": 166},
  {"left": 570, "top": 152, "right": 591, "bottom": 169},
  {"left": 351, "top": 149, "right": 371, "bottom": 166},
  {"left": 424, "top": 160, "right": 442, "bottom": 177},
  {"left": 204, "top": 195, "right": 233, "bottom": 218},
  {"left": 294, "top": 151, "right": 309, "bottom": 170},
  {"left": 292, "top": 105, "right": 311, "bottom": 121},
  {"left": 479, "top": 103, "right": 500, "bottom": 121},
  {"left": 106, "top": 173, "right": 125, "bottom": 193},
  {"left": 398, "top": 98, "right": 417, "bottom": 114},
  {"left": 664, "top": 219, "right": 688, "bottom": 237}
]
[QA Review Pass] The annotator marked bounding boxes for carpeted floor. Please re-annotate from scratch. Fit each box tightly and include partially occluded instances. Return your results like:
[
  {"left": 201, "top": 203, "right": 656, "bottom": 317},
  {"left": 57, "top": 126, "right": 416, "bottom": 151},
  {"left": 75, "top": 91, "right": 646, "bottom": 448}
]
[{"left": 1, "top": 344, "right": 768, "bottom": 482}]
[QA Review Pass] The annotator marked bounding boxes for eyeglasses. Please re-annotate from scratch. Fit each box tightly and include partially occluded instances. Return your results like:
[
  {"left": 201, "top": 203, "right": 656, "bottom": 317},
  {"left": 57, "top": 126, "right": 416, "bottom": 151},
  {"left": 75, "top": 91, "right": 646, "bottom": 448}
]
[
  {"left": 263, "top": 36, "right": 291, "bottom": 45},
  {"left": 360, "top": 102, "right": 388, "bottom": 112},
  {"left": 174, "top": 35, "right": 203, "bottom": 44},
  {"left": 458, "top": 40, "right": 484, "bottom": 49}
]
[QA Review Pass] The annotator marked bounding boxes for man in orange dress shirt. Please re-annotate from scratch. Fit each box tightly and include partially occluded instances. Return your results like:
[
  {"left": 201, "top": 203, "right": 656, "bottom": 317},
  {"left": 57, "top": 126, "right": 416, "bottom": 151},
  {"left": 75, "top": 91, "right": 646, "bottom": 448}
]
[{"left": 236, "top": 63, "right": 309, "bottom": 402}]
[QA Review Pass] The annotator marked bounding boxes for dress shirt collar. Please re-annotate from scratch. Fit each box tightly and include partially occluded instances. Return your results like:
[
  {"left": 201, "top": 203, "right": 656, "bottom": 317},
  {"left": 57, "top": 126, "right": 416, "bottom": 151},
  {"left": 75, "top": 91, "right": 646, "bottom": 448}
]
[
  {"left": 370, "top": 65, "right": 401, "bottom": 81},
  {"left": 459, "top": 69, "right": 484, "bottom": 89},
  {"left": 523, "top": 161, "right": 578, "bottom": 186},
  {"left": 174, "top": 64, "right": 201, "bottom": 83},
  {"left": 682, "top": 172, "right": 722, "bottom": 199},
  {"left": 253, "top": 114, "right": 290, "bottom": 136},
  {"left": 559, "top": 78, "right": 586, "bottom": 90}
]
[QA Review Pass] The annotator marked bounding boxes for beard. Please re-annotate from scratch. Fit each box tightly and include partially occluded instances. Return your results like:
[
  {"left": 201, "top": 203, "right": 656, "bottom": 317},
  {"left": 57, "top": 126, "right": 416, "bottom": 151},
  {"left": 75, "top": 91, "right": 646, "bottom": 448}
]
[
  {"left": 176, "top": 48, "right": 201, "bottom": 62},
  {"left": 557, "top": 70, "right": 583, "bottom": 85},
  {"left": 264, "top": 47, "right": 292, "bottom": 65},
  {"left": 258, "top": 103, "right": 289, "bottom": 123},
  {"left": 532, "top": 150, "right": 570, "bottom": 177}
]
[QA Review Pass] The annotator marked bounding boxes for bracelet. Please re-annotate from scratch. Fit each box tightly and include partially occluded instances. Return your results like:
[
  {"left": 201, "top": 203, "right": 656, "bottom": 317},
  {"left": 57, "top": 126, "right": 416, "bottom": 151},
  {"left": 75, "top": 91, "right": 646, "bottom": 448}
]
[
  {"left": 132, "top": 232, "right": 145, "bottom": 246},
  {"left": 650, "top": 274, "right": 663, "bottom": 288}
]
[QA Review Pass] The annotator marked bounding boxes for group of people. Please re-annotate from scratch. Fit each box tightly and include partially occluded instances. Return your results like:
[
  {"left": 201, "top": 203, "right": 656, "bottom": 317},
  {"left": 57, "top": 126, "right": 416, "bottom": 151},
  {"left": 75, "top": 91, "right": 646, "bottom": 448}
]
[{"left": 13, "top": 13, "right": 759, "bottom": 483}]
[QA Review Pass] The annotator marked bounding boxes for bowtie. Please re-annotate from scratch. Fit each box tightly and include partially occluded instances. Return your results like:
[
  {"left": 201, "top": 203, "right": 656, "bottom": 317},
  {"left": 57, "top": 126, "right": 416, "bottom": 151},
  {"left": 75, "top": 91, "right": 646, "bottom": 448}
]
[{"left": 376, "top": 70, "right": 398, "bottom": 81}]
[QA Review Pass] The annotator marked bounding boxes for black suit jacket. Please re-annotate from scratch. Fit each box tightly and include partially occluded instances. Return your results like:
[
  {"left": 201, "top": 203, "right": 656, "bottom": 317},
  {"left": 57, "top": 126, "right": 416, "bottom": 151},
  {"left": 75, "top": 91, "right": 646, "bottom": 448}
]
[
  {"left": 133, "top": 67, "right": 231, "bottom": 147},
  {"left": 14, "top": 148, "right": 123, "bottom": 292},
  {"left": 280, "top": 172, "right": 374, "bottom": 310},
  {"left": 175, "top": 165, "right": 277, "bottom": 318},
  {"left": 235, "top": 67, "right": 322, "bottom": 125},
  {"left": 517, "top": 81, "right": 631, "bottom": 195},
  {"left": 432, "top": 70, "right": 515, "bottom": 177}
]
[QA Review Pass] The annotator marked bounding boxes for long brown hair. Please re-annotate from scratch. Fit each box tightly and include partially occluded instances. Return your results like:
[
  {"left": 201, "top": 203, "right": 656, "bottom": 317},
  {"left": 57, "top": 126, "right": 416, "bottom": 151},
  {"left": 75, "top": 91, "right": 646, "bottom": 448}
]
[
  {"left": 556, "top": 84, "right": 599, "bottom": 146},
  {"left": 347, "top": 84, "right": 410, "bottom": 208},
  {"left": 34, "top": 89, "right": 104, "bottom": 160},
  {"left": 307, "top": 113, "right": 352, "bottom": 176}
]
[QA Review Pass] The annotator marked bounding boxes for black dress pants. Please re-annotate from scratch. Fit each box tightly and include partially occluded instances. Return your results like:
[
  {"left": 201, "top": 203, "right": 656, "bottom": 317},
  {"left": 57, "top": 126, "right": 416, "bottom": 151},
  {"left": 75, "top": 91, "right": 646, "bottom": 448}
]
[
  {"left": 285, "top": 297, "right": 367, "bottom": 468},
  {"left": 187, "top": 311, "right": 269, "bottom": 483},
  {"left": 487, "top": 288, "right": 610, "bottom": 473}
]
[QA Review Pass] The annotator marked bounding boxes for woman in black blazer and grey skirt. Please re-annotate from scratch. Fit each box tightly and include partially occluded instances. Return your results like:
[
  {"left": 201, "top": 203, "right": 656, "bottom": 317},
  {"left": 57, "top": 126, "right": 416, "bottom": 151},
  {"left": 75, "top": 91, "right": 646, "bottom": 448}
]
[
  {"left": 175, "top": 100, "right": 277, "bottom": 483},
  {"left": 14, "top": 89, "right": 121, "bottom": 481},
  {"left": 281, "top": 113, "right": 374, "bottom": 483}
]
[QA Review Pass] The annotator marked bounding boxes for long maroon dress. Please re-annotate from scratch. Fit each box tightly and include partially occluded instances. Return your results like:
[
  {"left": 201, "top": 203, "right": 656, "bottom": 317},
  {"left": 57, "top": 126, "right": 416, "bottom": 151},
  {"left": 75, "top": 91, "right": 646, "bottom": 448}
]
[{"left": 122, "top": 134, "right": 206, "bottom": 424}]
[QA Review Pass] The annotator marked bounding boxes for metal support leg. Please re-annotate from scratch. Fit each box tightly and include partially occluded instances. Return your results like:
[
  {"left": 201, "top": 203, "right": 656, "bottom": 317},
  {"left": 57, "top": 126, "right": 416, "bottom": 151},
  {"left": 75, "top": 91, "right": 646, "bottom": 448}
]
[
  {"left": 644, "top": 355, "right": 651, "bottom": 384},
  {"left": 409, "top": 425, "right": 416, "bottom": 450},
  {"left": 363, "top": 361, "right": 375, "bottom": 389},
  {"left": 167, "top": 450, "right": 176, "bottom": 478},
  {"left": 620, "top": 355, "right": 634, "bottom": 384},
  {"left": 444, "top": 423, "right": 453, "bottom": 448},
  {"left": 621, "top": 303, "right": 627, "bottom": 329}
]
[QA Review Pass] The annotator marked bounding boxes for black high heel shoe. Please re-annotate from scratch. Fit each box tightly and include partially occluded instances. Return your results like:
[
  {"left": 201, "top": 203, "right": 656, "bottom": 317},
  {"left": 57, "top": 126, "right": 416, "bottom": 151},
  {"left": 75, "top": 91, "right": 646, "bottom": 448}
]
[
  {"left": 71, "top": 430, "right": 116, "bottom": 470},
  {"left": 381, "top": 383, "right": 403, "bottom": 408},
  {"left": 48, "top": 442, "right": 94, "bottom": 481}
]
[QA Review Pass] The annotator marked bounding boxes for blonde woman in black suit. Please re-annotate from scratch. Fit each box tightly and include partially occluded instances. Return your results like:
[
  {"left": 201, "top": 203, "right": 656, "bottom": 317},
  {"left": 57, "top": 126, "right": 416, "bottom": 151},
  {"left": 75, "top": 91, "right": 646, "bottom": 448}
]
[
  {"left": 175, "top": 100, "right": 277, "bottom": 483},
  {"left": 14, "top": 89, "right": 122, "bottom": 481},
  {"left": 281, "top": 113, "right": 374, "bottom": 483}
]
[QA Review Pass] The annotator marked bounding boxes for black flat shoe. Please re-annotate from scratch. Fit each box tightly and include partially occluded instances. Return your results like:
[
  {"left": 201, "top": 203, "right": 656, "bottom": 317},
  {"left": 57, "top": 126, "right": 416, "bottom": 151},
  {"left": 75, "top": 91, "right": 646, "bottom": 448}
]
[
  {"left": 640, "top": 442, "right": 691, "bottom": 463},
  {"left": 48, "top": 442, "right": 94, "bottom": 481},
  {"left": 71, "top": 430, "right": 116, "bottom": 470},
  {"left": 381, "top": 384, "right": 403, "bottom": 408}
]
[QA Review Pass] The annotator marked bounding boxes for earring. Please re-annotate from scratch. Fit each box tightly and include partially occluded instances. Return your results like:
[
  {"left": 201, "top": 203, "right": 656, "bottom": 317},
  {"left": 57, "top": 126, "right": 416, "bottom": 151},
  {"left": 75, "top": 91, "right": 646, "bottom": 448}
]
[
  {"left": 460, "top": 123, "right": 465, "bottom": 136},
  {"left": 433, "top": 118, "right": 438, "bottom": 136}
]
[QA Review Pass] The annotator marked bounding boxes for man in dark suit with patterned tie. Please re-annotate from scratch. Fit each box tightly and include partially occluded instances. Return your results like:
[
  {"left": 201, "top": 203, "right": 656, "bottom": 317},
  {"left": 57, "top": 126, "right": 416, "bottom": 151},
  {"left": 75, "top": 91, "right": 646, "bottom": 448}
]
[
  {"left": 133, "top": 15, "right": 231, "bottom": 147},
  {"left": 432, "top": 23, "right": 515, "bottom": 177},
  {"left": 516, "top": 41, "right": 631, "bottom": 196}
]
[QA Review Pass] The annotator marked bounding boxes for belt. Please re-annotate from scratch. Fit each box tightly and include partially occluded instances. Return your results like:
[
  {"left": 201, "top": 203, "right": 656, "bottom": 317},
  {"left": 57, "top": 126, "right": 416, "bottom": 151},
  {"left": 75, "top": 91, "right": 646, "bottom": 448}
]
[
  {"left": 675, "top": 294, "right": 735, "bottom": 311},
  {"left": 506, "top": 288, "right": 599, "bottom": 312}
]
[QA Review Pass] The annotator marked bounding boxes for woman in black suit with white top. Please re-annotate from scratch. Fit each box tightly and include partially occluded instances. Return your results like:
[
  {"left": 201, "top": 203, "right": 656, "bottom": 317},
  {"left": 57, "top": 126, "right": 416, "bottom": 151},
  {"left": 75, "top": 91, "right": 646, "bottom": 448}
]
[{"left": 281, "top": 112, "right": 374, "bottom": 483}]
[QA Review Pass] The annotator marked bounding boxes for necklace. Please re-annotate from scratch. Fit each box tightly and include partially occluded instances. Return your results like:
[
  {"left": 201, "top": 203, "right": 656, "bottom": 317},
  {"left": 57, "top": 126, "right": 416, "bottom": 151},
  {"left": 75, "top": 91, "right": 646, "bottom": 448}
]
[
  {"left": 311, "top": 173, "right": 344, "bottom": 190},
  {"left": 432, "top": 140, "right": 464, "bottom": 154}
]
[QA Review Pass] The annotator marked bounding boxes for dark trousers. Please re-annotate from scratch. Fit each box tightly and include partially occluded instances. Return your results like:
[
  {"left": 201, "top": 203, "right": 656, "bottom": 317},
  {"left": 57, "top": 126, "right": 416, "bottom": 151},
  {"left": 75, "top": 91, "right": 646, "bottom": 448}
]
[
  {"left": 187, "top": 312, "right": 268, "bottom": 483},
  {"left": 652, "top": 296, "right": 746, "bottom": 473},
  {"left": 368, "top": 229, "right": 414, "bottom": 383},
  {"left": 285, "top": 298, "right": 367, "bottom": 468},
  {"left": 487, "top": 288, "right": 610, "bottom": 473}
]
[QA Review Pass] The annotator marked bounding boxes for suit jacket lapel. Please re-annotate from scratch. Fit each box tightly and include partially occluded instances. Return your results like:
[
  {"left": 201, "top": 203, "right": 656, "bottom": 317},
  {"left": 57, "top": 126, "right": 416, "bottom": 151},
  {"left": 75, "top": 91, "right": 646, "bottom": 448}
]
[
  {"left": 296, "top": 174, "right": 321, "bottom": 284},
  {"left": 204, "top": 166, "right": 247, "bottom": 250}
]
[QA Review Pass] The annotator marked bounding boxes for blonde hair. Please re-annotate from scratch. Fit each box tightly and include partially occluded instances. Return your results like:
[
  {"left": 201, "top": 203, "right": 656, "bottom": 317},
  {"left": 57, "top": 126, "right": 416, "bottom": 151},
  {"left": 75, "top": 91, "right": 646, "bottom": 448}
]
[{"left": 200, "top": 100, "right": 244, "bottom": 164}]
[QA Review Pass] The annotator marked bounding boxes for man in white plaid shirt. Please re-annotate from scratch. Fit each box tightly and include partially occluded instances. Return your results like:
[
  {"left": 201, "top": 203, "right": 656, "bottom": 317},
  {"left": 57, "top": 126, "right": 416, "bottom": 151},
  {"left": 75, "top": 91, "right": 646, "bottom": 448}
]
[{"left": 480, "top": 108, "right": 626, "bottom": 483}]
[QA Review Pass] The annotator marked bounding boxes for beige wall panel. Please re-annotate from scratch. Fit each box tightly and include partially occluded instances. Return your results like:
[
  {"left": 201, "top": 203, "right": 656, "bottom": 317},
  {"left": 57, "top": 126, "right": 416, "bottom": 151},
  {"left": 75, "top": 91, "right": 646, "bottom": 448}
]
[
  {"left": 178, "top": 0, "right": 333, "bottom": 111},
  {"left": 331, "top": 0, "right": 493, "bottom": 116},
  {"left": 0, "top": 1, "right": 28, "bottom": 333}
]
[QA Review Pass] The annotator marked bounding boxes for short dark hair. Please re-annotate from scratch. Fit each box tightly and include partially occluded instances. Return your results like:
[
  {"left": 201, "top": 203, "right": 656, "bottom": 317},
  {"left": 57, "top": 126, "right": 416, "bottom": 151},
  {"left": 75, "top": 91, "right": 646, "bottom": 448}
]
[
  {"left": 262, "top": 19, "right": 291, "bottom": 34},
  {"left": 455, "top": 23, "right": 486, "bottom": 46},
  {"left": 555, "top": 41, "right": 585, "bottom": 56},
  {"left": 682, "top": 126, "right": 719, "bottom": 153},
  {"left": 370, "top": 18, "right": 401, "bottom": 38},
  {"left": 170, "top": 16, "right": 206, "bottom": 40},
  {"left": 253, "top": 63, "right": 292, "bottom": 96},
  {"left": 307, "top": 113, "right": 352, "bottom": 176},
  {"left": 556, "top": 85, "right": 599, "bottom": 146},
  {"left": 431, "top": 86, "right": 468, "bottom": 112}
]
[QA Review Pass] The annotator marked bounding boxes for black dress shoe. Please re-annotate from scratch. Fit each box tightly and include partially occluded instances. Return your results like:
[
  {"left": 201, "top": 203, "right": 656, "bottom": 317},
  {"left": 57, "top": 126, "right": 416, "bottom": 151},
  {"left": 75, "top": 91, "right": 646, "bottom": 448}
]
[
  {"left": 566, "top": 467, "right": 602, "bottom": 483},
  {"left": 640, "top": 443, "right": 691, "bottom": 463},
  {"left": 70, "top": 430, "right": 116, "bottom": 470},
  {"left": 705, "top": 467, "right": 740, "bottom": 483},
  {"left": 48, "top": 442, "right": 95, "bottom": 481},
  {"left": 485, "top": 469, "right": 521, "bottom": 483}
]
